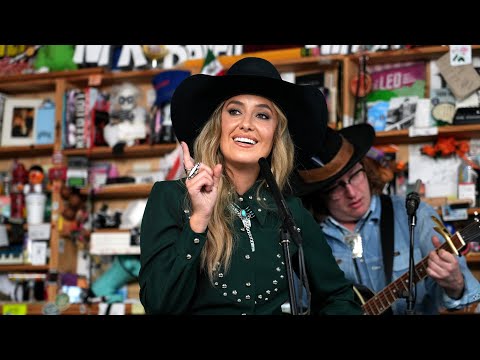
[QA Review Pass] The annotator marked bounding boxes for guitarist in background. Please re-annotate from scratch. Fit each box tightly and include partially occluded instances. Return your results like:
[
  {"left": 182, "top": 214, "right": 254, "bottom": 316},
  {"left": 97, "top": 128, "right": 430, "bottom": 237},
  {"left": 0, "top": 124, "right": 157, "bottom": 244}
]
[{"left": 294, "top": 123, "right": 480, "bottom": 314}]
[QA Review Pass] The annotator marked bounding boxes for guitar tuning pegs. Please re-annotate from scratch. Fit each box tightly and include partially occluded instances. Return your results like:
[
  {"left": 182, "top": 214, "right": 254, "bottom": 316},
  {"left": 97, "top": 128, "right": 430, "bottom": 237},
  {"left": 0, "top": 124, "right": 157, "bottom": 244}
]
[{"left": 472, "top": 211, "right": 480, "bottom": 223}]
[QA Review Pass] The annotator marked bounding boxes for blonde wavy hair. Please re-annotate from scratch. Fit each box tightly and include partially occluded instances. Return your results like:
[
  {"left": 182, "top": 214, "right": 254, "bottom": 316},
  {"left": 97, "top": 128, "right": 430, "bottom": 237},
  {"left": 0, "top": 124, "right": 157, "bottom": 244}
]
[{"left": 188, "top": 98, "right": 294, "bottom": 281}]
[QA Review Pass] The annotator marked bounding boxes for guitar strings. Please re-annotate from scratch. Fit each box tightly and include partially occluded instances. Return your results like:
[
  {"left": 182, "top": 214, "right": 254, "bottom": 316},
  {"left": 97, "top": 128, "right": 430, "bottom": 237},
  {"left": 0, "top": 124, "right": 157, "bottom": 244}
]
[{"left": 459, "top": 220, "right": 480, "bottom": 243}]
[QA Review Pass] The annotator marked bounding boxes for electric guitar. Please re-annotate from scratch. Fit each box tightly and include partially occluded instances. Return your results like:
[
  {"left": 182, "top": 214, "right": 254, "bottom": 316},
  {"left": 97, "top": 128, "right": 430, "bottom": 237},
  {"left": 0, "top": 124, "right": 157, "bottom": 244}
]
[{"left": 354, "top": 217, "right": 480, "bottom": 315}]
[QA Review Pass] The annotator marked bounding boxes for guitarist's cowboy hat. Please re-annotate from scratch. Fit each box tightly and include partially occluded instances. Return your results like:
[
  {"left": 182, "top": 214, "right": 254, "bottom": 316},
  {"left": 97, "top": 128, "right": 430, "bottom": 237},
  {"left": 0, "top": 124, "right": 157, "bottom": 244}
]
[{"left": 293, "top": 123, "right": 376, "bottom": 196}]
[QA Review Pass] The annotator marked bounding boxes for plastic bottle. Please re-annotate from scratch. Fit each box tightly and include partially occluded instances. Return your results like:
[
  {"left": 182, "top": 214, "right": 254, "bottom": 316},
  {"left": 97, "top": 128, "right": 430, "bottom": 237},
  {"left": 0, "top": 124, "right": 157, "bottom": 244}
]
[
  {"left": 458, "top": 155, "right": 479, "bottom": 207},
  {"left": 161, "top": 103, "right": 174, "bottom": 143}
]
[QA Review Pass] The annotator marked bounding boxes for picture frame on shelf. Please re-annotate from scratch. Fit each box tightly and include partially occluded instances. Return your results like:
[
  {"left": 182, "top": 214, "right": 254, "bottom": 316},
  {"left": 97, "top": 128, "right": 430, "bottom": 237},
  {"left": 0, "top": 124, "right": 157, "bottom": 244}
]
[{"left": 1, "top": 98, "right": 43, "bottom": 146}]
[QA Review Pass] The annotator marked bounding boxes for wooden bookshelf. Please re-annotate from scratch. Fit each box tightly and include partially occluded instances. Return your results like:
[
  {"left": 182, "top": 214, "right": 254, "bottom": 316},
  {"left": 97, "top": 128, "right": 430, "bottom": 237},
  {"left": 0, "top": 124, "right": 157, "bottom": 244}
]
[
  {"left": 0, "top": 68, "right": 104, "bottom": 94},
  {"left": 374, "top": 124, "right": 480, "bottom": 145},
  {"left": 0, "top": 144, "right": 54, "bottom": 159},
  {"left": 81, "top": 183, "right": 153, "bottom": 199},
  {"left": 184, "top": 47, "right": 344, "bottom": 74},
  {"left": 0, "top": 302, "right": 138, "bottom": 315},
  {"left": 349, "top": 45, "right": 480, "bottom": 65},
  {"left": 343, "top": 45, "right": 480, "bottom": 126},
  {"left": 63, "top": 143, "right": 177, "bottom": 160},
  {"left": 0, "top": 265, "right": 49, "bottom": 272},
  {"left": 440, "top": 301, "right": 479, "bottom": 315},
  {"left": 466, "top": 252, "right": 480, "bottom": 264},
  {"left": 435, "top": 207, "right": 480, "bottom": 216},
  {"left": 467, "top": 208, "right": 480, "bottom": 216},
  {"left": 65, "top": 66, "right": 194, "bottom": 89}
]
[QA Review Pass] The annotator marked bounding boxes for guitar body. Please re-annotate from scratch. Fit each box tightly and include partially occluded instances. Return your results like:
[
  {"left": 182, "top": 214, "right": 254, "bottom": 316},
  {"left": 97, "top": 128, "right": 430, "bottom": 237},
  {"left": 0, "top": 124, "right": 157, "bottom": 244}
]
[{"left": 353, "top": 284, "right": 394, "bottom": 315}]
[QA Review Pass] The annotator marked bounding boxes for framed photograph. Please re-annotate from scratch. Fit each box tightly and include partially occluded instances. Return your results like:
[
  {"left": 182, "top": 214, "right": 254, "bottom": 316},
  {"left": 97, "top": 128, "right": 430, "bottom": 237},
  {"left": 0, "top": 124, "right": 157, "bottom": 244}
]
[{"left": 1, "top": 98, "right": 43, "bottom": 146}]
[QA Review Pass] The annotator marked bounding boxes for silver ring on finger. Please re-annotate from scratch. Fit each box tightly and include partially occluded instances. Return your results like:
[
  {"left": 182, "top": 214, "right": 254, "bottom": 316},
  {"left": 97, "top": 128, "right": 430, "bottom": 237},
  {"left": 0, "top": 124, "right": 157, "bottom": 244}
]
[{"left": 187, "top": 162, "right": 201, "bottom": 180}]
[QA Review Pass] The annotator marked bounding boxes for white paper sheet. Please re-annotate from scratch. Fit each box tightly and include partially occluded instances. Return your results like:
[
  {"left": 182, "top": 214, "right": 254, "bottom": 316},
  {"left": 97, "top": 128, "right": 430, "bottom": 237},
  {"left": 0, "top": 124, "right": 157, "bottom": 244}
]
[
  {"left": 98, "top": 303, "right": 126, "bottom": 315},
  {"left": 408, "top": 143, "right": 461, "bottom": 199}
]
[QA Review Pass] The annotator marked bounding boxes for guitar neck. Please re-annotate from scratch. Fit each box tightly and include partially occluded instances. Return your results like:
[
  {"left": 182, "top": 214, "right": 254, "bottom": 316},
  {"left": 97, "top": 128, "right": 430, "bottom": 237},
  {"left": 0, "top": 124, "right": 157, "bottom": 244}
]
[{"left": 362, "top": 232, "right": 464, "bottom": 315}]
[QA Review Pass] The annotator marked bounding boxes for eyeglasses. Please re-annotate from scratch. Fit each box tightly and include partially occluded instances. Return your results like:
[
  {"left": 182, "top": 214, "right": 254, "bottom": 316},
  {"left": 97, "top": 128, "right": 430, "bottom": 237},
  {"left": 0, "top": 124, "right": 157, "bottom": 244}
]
[
  {"left": 119, "top": 96, "right": 135, "bottom": 105},
  {"left": 326, "top": 167, "right": 366, "bottom": 198}
]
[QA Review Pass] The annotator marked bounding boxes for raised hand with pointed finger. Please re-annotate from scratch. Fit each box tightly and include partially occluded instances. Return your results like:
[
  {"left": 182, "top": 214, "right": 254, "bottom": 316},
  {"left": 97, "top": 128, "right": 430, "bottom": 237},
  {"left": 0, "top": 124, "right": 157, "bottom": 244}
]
[{"left": 181, "top": 141, "right": 222, "bottom": 233}]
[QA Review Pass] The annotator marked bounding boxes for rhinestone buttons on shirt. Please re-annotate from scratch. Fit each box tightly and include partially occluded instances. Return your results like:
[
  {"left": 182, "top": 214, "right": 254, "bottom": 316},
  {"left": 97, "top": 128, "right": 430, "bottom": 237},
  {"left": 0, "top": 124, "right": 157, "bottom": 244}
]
[{"left": 213, "top": 252, "right": 285, "bottom": 305}]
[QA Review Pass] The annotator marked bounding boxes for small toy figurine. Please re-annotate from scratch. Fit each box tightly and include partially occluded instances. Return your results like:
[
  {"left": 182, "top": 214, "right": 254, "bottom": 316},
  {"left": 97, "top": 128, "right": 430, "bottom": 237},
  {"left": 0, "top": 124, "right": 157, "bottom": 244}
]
[
  {"left": 103, "top": 82, "right": 147, "bottom": 149},
  {"left": 59, "top": 184, "right": 90, "bottom": 246},
  {"left": 23, "top": 165, "right": 45, "bottom": 194},
  {"left": 10, "top": 161, "right": 28, "bottom": 221},
  {"left": 142, "top": 45, "right": 168, "bottom": 68},
  {"left": 150, "top": 70, "right": 190, "bottom": 144},
  {"left": 33, "top": 45, "right": 77, "bottom": 73},
  {"left": 0, "top": 45, "right": 40, "bottom": 76}
]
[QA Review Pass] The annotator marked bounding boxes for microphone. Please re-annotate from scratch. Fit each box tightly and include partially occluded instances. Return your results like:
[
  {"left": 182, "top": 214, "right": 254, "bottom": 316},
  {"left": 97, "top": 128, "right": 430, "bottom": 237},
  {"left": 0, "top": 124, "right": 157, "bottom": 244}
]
[
  {"left": 406, "top": 179, "right": 422, "bottom": 216},
  {"left": 258, "top": 157, "right": 288, "bottom": 214},
  {"left": 404, "top": 180, "right": 421, "bottom": 314},
  {"left": 258, "top": 157, "right": 302, "bottom": 246}
]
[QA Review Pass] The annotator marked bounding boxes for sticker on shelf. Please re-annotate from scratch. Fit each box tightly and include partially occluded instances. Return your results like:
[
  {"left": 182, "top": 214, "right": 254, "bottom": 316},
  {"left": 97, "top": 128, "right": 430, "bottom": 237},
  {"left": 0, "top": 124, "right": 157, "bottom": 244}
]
[
  {"left": 55, "top": 293, "right": 71, "bottom": 312},
  {"left": 88, "top": 74, "right": 103, "bottom": 87},
  {"left": 131, "top": 303, "right": 145, "bottom": 315},
  {"left": 450, "top": 45, "right": 472, "bottom": 66},
  {"left": 98, "top": 303, "right": 126, "bottom": 315},
  {"left": 42, "top": 302, "right": 60, "bottom": 315},
  {"left": 28, "top": 223, "right": 51, "bottom": 240},
  {"left": 408, "top": 126, "right": 438, "bottom": 137},
  {"left": 3, "top": 303, "right": 27, "bottom": 315}
]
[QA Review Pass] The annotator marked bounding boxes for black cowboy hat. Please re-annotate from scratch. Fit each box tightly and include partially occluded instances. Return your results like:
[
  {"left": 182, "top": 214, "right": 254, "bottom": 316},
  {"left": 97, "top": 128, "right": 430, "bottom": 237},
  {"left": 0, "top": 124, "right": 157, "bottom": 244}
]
[
  {"left": 170, "top": 57, "right": 328, "bottom": 158},
  {"left": 293, "top": 123, "right": 376, "bottom": 197}
]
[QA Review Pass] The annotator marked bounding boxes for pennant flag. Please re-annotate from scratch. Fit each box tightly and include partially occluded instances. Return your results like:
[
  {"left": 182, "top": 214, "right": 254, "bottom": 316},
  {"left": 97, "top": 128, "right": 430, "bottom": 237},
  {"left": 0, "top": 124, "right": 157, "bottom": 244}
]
[
  {"left": 164, "top": 144, "right": 185, "bottom": 180},
  {"left": 201, "top": 49, "right": 225, "bottom": 76}
]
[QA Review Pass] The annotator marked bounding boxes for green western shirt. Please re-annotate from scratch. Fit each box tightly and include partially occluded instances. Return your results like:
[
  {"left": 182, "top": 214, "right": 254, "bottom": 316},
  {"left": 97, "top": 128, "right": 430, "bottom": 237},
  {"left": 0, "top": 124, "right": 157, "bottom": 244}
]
[{"left": 139, "top": 179, "right": 362, "bottom": 315}]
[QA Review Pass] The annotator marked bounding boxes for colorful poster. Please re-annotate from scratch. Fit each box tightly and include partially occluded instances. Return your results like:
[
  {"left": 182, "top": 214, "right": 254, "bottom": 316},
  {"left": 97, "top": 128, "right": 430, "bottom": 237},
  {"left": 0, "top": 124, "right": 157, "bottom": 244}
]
[{"left": 366, "top": 62, "right": 426, "bottom": 102}]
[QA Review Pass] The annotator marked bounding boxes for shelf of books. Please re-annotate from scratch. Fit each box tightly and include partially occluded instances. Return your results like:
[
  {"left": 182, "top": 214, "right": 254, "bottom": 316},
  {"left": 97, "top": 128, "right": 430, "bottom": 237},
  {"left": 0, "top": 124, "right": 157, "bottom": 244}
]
[{"left": 347, "top": 45, "right": 480, "bottom": 139}]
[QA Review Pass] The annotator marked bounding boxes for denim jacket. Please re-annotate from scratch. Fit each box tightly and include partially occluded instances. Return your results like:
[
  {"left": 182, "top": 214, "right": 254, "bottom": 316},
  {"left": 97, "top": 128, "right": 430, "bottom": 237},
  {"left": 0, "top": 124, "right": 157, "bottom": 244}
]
[{"left": 320, "top": 194, "right": 480, "bottom": 315}]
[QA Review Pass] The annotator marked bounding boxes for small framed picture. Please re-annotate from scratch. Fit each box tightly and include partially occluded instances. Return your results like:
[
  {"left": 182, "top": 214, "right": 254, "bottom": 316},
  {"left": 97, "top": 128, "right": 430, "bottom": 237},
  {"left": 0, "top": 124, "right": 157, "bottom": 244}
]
[{"left": 1, "top": 98, "right": 43, "bottom": 146}]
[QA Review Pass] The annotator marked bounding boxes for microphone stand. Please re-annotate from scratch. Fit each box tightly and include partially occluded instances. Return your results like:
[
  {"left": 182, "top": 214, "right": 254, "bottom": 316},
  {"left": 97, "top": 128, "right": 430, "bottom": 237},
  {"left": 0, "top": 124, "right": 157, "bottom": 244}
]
[
  {"left": 405, "top": 190, "right": 420, "bottom": 315},
  {"left": 281, "top": 228, "right": 298, "bottom": 315},
  {"left": 258, "top": 158, "right": 309, "bottom": 315}
]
